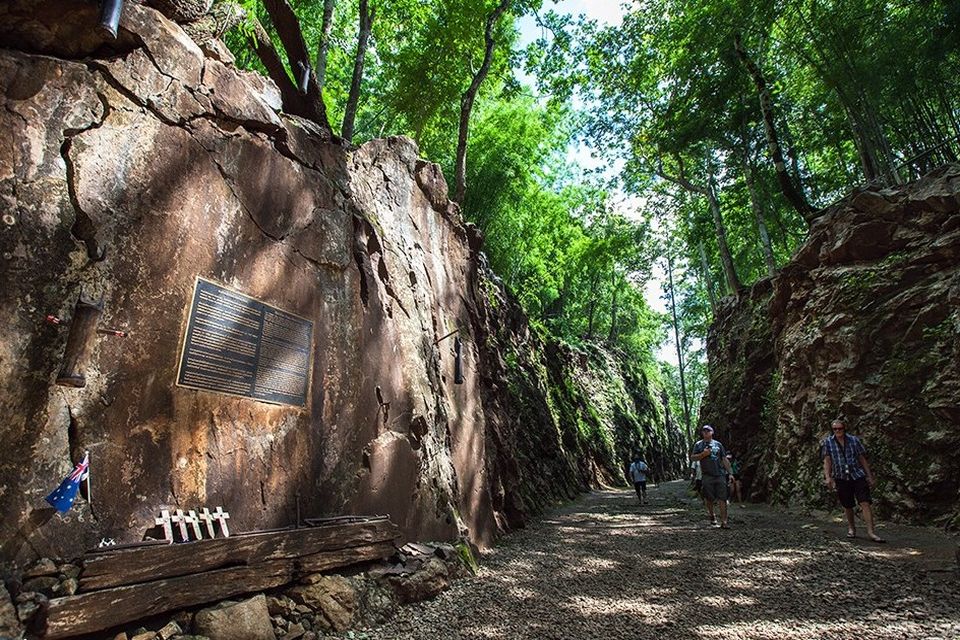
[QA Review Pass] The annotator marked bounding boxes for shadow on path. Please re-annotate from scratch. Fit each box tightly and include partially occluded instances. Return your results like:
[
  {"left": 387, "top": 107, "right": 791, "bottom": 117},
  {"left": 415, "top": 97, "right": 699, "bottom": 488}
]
[{"left": 340, "top": 481, "right": 960, "bottom": 640}]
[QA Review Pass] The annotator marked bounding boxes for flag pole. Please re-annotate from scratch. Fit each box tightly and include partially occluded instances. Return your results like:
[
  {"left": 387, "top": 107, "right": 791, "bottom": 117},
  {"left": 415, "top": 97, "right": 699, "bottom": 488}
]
[{"left": 84, "top": 449, "right": 91, "bottom": 510}]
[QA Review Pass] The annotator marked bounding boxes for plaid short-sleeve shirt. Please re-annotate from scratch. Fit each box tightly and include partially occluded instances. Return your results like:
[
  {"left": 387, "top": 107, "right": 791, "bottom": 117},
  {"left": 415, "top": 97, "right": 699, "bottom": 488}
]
[{"left": 820, "top": 434, "right": 867, "bottom": 480}]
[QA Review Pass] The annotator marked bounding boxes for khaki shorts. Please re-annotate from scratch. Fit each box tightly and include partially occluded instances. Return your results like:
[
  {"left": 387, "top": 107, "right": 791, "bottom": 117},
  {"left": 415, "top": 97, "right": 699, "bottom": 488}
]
[{"left": 701, "top": 475, "right": 729, "bottom": 501}]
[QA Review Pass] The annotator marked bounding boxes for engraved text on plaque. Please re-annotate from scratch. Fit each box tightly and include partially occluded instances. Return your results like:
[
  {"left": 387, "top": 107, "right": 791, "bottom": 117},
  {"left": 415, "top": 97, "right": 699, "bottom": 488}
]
[{"left": 176, "top": 278, "right": 313, "bottom": 406}]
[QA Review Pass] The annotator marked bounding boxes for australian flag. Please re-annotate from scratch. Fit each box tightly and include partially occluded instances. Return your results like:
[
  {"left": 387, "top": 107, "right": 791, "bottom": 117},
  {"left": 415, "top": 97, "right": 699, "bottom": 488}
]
[{"left": 45, "top": 452, "right": 89, "bottom": 513}]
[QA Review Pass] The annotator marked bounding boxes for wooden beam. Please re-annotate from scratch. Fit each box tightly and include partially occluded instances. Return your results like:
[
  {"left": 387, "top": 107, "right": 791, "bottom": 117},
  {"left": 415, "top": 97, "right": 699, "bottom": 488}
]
[
  {"left": 80, "top": 520, "right": 398, "bottom": 591},
  {"left": 45, "top": 541, "right": 397, "bottom": 639}
]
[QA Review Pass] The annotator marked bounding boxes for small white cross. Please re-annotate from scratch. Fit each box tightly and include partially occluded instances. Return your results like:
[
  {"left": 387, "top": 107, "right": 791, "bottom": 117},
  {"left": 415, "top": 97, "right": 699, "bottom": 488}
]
[
  {"left": 198, "top": 507, "right": 217, "bottom": 538},
  {"left": 155, "top": 509, "right": 174, "bottom": 543},
  {"left": 211, "top": 506, "right": 230, "bottom": 537},
  {"left": 170, "top": 509, "right": 190, "bottom": 541},
  {"left": 186, "top": 510, "right": 203, "bottom": 540}
]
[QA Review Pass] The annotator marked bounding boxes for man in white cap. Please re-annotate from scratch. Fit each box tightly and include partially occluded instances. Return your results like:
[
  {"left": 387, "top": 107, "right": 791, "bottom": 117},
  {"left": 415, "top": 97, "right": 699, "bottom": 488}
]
[{"left": 691, "top": 425, "right": 734, "bottom": 528}]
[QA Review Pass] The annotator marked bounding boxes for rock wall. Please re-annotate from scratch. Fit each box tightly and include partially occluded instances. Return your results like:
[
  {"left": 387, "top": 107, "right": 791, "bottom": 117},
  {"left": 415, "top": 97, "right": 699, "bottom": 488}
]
[
  {"left": 470, "top": 271, "right": 687, "bottom": 530},
  {"left": 0, "top": 0, "right": 684, "bottom": 570},
  {"left": 701, "top": 165, "right": 960, "bottom": 525}
]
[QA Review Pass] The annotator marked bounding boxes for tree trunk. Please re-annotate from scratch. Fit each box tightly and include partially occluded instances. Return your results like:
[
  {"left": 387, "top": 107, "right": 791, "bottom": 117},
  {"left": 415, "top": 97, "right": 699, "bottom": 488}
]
[
  {"left": 734, "top": 35, "right": 814, "bottom": 222},
  {"left": 252, "top": 0, "right": 331, "bottom": 132},
  {"left": 666, "top": 254, "right": 691, "bottom": 438},
  {"left": 586, "top": 297, "right": 596, "bottom": 339},
  {"left": 740, "top": 144, "right": 777, "bottom": 277},
  {"left": 585, "top": 271, "right": 599, "bottom": 339},
  {"left": 707, "top": 176, "right": 741, "bottom": 295},
  {"left": 454, "top": 0, "right": 511, "bottom": 204},
  {"left": 607, "top": 268, "right": 618, "bottom": 343},
  {"left": 698, "top": 242, "right": 718, "bottom": 316},
  {"left": 341, "top": 0, "right": 373, "bottom": 142},
  {"left": 315, "top": 0, "right": 336, "bottom": 91},
  {"left": 655, "top": 153, "right": 740, "bottom": 295}
]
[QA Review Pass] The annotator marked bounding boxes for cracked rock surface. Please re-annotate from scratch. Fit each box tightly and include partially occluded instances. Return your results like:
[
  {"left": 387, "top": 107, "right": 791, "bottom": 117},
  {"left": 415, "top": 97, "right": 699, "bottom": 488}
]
[
  {"left": 0, "top": 0, "right": 686, "bottom": 571},
  {"left": 700, "top": 165, "right": 960, "bottom": 525}
]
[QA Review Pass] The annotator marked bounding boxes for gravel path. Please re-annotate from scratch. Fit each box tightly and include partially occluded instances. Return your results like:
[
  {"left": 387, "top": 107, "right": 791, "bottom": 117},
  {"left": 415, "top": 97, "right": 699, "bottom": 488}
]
[{"left": 338, "top": 481, "right": 960, "bottom": 639}]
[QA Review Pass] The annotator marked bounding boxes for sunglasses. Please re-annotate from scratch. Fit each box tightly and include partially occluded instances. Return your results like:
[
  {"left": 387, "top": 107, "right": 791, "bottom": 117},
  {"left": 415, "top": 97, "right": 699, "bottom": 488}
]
[{"left": 832, "top": 426, "right": 845, "bottom": 431}]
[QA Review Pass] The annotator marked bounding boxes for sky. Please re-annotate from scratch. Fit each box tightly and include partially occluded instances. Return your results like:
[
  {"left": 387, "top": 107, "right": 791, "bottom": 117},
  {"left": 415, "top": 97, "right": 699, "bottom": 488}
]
[{"left": 517, "top": 1, "right": 686, "bottom": 365}]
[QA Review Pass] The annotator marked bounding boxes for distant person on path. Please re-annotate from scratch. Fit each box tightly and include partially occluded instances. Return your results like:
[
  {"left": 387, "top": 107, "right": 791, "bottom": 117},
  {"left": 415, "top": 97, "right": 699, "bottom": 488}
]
[
  {"left": 691, "top": 425, "right": 734, "bottom": 528},
  {"left": 727, "top": 452, "right": 745, "bottom": 507},
  {"left": 628, "top": 457, "right": 650, "bottom": 505},
  {"left": 689, "top": 460, "right": 702, "bottom": 501},
  {"left": 821, "top": 419, "right": 885, "bottom": 543}
]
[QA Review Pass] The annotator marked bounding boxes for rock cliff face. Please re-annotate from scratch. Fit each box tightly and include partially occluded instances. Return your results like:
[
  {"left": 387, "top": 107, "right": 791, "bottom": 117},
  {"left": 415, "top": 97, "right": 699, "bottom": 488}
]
[
  {"left": 701, "top": 165, "right": 960, "bottom": 525},
  {"left": 0, "top": 0, "right": 683, "bottom": 569}
]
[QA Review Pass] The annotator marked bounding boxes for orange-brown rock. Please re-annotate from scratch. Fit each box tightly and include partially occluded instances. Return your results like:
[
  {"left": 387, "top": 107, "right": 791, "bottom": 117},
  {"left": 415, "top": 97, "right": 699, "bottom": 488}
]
[
  {"left": 0, "top": 0, "right": 683, "bottom": 573},
  {"left": 701, "top": 165, "right": 960, "bottom": 525}
]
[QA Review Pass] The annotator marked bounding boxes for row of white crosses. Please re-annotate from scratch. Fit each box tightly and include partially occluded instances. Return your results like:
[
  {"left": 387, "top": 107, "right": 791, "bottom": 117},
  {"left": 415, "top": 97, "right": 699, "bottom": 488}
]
[{"left": 155, "top": 507, "right": 230, "bottom": 543}]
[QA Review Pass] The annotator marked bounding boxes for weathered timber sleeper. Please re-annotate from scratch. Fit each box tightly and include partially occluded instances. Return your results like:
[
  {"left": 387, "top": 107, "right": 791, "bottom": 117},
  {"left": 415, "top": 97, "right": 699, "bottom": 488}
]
[{"left": 44, "top": 520, "right": 400, "bottom": 638}]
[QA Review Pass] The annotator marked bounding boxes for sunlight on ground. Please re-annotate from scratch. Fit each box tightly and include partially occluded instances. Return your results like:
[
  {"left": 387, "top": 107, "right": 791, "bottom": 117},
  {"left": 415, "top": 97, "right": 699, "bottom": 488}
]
[
  {"left": 560, "top": 594, "right": 671, "bottom": 617},
  {"left": 647, "top": 557, "right": 682, "bottom": 568},
  {"left": 733, "top": 549, "right": 814, "bottom": 567},
  {"left": 697, "top": 594, "right": 760, "bottom": 608},
  {"left": 694, "top": 618, "right": 957, "bottom": 640}
]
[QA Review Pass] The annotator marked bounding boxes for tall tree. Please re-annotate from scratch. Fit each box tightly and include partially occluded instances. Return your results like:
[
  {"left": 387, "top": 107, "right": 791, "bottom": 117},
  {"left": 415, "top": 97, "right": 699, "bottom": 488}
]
[
  {"left": 341, "top": 0, "right": 374, "bottom": 141},
  {"left": 697, "top": 242, "right": 718, "bottom": 315},
  {"left": 737, "top": 127, "right": 777, "bottom": 277},
  {"left": 454, "top": 0, "right": 512, "bottom": 203},
  {"left": 734, "top": 34, "right": 814, "bottom": 222},
  {"left": 665, "top": 253, "right": 691, "bottom": 438},
  {"left": 656, "top": 154, "right": 742, "bottom": 296},
  {"left": 314, "top": 0, "right": 336, "bottom": 91}
]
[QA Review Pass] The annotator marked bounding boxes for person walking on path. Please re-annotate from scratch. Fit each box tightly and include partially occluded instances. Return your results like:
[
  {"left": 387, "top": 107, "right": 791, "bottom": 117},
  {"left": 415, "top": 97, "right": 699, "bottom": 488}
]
[
  {"left": 821, "top": 419, "right": 885, "bottom": 543},
  {"left": 727, "top": 452, "right": 745, "bottom": 507},
  {"left": 688, "top": 459, "right": 703, "bottom": 502},
  {"left": 628, "top": 457, "right": 650, "bottom": 505},
  {"left": 691, "top": 425, "right": 733, "bottom": 528}
]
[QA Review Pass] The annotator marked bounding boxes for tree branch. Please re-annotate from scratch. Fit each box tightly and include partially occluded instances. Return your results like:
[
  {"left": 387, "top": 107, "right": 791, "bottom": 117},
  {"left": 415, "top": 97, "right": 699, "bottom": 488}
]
[{"left": 655, "top": 152, "right": 708, "bottom": 196}]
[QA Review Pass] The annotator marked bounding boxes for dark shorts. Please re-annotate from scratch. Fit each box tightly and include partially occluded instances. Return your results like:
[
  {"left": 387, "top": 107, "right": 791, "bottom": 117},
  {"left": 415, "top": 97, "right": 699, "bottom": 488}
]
[
  {"left": 701, "top": 475, "right": 728, "bottom": 501},
  {"left": 633, "top": 481, "right": 647, "bottom": 497},
  {"left": 835, "top": 477, "right": 871, "bottom": 508}
]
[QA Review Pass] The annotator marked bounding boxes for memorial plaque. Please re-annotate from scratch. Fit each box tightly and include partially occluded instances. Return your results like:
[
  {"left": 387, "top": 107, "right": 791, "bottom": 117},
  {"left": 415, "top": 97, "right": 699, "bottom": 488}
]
[{"left": 176, "top": 278, "right": 313, "bottom": 406}]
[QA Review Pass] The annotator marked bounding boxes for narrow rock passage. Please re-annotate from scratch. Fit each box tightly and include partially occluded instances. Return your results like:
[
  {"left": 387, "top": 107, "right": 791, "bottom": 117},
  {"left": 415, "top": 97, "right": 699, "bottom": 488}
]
[{"left": 338, "top": 481, "right": 960, "bottom": 639}]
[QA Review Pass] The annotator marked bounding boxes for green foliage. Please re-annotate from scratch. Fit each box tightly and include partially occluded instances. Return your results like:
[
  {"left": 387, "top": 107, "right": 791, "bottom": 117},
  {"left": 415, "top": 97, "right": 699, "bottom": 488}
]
[
  {"left": 455, "top": 541, "right": 480, "bottom": 575},
  {"left": 219, "top": 0, "right": 957, "bottom": 466},
  {"left": 223, "top": 0, "right": 663, "bottom": 364},
  {"left": 521, "top": 0, "right": 960, "bottom": 437}
]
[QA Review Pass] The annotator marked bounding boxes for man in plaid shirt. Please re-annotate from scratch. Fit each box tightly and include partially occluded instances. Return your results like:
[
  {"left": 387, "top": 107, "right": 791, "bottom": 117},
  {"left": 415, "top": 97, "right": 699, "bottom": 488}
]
[{"left": 821, "top": 419, "right": 884, "bottom": 542}]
